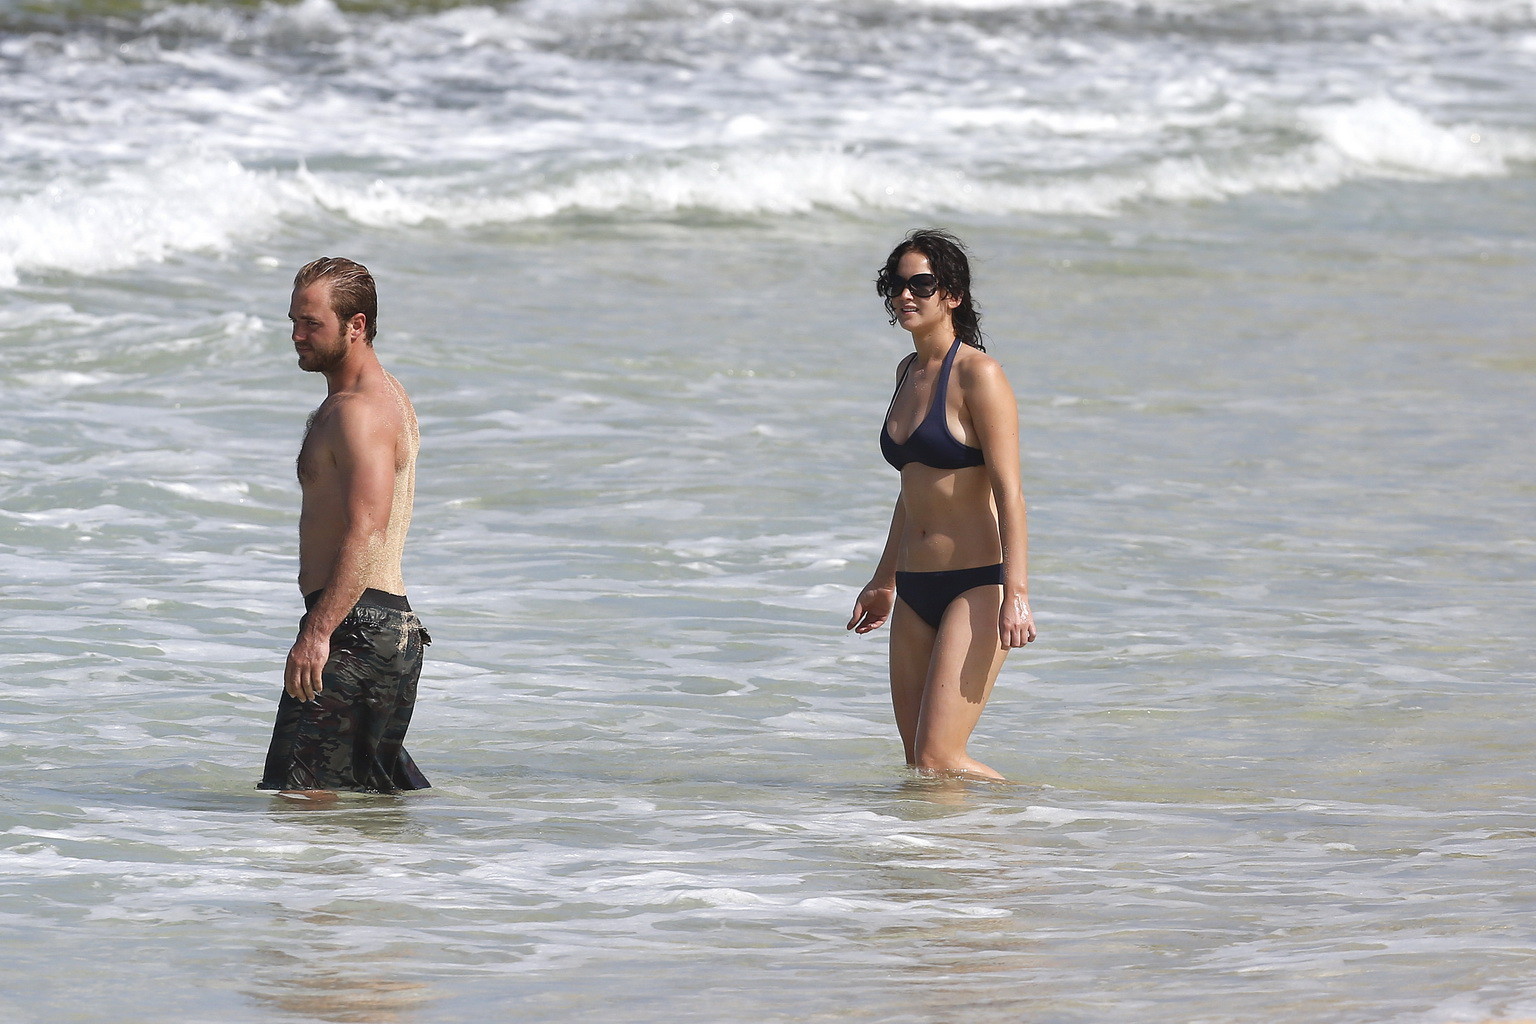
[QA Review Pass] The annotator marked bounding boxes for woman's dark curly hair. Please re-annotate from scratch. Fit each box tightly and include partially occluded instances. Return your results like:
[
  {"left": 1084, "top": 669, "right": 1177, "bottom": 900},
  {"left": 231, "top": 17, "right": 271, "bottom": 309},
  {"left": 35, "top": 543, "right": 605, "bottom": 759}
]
[{"left": 875, "top": 228, "right": 985, "bottom": 351}]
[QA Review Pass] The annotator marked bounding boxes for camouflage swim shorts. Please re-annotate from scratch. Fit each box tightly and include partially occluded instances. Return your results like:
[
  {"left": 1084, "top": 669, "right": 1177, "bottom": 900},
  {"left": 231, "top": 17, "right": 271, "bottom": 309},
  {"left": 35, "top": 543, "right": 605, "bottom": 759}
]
[{"left": 258, "top": 589, "right": 431, "bottom": 794}]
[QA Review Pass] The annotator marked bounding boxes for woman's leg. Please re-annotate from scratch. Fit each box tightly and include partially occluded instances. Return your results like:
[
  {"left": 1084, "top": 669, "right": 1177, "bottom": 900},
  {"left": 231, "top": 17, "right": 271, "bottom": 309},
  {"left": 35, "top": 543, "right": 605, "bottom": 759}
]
[
  {"left": 913, "top": 585, "right": 1008, "bottom": 780},
  {"left": 888, "top": 596, "right": 937, "bottom": 766}
]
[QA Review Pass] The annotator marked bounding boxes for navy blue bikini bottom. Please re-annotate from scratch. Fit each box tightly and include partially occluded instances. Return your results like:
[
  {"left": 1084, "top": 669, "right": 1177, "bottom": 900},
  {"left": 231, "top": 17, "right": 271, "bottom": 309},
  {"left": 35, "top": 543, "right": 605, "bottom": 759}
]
[{"left": 895, "top": 563, "right": 1004, "bottom": 630}]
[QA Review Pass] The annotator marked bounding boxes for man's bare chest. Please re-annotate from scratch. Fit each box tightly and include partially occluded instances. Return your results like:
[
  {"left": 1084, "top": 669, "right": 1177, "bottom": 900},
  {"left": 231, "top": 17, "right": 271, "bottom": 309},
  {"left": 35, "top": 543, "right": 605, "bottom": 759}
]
[{"left": 296, "top": 407, "right": 332, "bottom": 485}]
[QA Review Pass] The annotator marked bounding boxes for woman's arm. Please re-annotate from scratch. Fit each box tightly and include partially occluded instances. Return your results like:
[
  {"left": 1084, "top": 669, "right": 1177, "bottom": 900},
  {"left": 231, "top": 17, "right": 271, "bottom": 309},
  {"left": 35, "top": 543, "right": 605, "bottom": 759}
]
[
  {"left": 848, "top": 354, "right": 918, "bottom": 635},
  {"left": 847, "top": 492, "right": 905, "bottom": 634},
  {"left": 967, "top": 358, "right": 1036, "bottom": 648}
]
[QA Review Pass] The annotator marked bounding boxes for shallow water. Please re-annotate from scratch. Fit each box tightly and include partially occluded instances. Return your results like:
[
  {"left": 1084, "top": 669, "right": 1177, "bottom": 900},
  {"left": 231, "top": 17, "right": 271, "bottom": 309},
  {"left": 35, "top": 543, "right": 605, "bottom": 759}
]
[{"left": 3, "top": 1, "right": 1536, "bottom": 1022}]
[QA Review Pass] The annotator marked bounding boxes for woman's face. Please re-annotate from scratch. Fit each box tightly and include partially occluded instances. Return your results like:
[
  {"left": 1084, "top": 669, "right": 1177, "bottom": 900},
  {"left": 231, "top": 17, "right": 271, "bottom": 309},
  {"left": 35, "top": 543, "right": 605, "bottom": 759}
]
[{"left": 890, "top": 251, "right": 961, "bottom": 337}]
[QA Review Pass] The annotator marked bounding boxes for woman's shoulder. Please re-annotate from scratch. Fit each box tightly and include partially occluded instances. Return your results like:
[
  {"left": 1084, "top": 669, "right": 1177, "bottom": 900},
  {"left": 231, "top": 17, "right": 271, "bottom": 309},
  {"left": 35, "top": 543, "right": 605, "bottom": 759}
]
[
  {"left": 953, "top": 345, "right": 1016, "bottom": 404},
  {"left": 893, "top": 351, "right": 918, "bottom": 380},
  {"left": 953, "top": 344, "right": 1005, "bottom": 382}
]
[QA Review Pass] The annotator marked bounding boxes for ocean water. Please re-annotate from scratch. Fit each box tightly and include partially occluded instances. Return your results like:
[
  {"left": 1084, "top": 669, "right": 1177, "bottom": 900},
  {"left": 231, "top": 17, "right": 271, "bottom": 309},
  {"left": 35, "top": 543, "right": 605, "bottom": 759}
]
[{"left": 2, "top": 1, "right": 1535, "bottom": 1021}]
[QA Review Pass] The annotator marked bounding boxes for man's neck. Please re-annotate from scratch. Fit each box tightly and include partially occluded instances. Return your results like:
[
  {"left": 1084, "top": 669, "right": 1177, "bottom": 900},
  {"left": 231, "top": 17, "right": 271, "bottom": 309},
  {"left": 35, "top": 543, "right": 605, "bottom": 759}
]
[{"left": 322, "top": 345, "right": 381, "bottom": 397}]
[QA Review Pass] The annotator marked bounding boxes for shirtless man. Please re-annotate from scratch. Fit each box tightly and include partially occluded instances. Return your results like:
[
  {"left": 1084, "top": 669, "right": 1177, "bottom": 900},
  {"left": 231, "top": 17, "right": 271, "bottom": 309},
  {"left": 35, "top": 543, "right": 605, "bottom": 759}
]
[{"left": 258, "top": 257, "right": 431, "bottom": 798}]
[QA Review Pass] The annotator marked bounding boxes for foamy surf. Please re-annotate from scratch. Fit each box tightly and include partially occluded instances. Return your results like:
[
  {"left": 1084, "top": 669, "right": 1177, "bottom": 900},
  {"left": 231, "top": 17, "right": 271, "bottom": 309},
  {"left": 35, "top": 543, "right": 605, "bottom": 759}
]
[
  {"left": 285, "top": 97, "right": 1535, "bottom": 230},
  {"left": 4, "top": 99, "right": 1529, "bottom": 285},
  {"left": 0, "top": 156, "right": 305, "bottom": 286},
  {"left": 3, "top": 0, "right": 1535, "bottom": 283}
]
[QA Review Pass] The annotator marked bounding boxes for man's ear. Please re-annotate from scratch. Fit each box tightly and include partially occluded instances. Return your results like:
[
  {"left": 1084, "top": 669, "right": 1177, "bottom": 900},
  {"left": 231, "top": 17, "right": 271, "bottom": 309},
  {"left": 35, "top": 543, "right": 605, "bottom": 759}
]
[{"left": 347, "top": 313, "right": 368, "bottom": 343}]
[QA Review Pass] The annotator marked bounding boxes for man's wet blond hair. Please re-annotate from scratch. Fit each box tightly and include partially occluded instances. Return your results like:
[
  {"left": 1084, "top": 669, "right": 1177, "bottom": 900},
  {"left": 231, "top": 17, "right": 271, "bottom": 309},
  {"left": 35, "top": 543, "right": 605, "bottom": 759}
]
[{"left": 294, "top": 257, "right": 378, "bottom": 344}]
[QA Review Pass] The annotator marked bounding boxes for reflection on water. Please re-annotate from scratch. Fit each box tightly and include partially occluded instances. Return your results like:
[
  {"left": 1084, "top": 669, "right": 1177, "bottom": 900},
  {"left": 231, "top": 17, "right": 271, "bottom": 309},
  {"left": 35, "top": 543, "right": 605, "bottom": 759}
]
[
  {"left": 248, "top": 940, "right": 433, "bottom": 1024},
  {"left": 895, "top": 772, "right": 1029, "bottom": 807},
  {"left": 245, "top": 800, "right": 440, "bottom": 1022},
  {"left": 264, "top": 798, "right": 430, "bottom": 844}
]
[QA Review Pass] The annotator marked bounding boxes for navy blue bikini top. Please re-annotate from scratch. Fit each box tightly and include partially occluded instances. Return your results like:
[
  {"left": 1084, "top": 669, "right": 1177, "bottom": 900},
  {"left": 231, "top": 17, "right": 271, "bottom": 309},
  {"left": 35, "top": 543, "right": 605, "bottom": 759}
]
[{"left": 880, "top": 338, "right": 986, "bottom": 471}]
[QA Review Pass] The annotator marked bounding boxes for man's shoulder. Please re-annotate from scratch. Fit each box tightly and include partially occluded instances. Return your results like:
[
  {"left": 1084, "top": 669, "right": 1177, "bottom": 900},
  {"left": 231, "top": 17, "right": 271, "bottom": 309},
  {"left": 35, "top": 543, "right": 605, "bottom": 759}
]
[{"left": 316, "top": 383, "right": 402, "bottom": 442}]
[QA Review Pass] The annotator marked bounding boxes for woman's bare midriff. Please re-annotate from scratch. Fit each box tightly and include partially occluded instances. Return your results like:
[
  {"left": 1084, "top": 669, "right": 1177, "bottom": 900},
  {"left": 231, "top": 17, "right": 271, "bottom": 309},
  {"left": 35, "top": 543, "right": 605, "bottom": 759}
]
[{"left": 897, "top": 464, "right": 1002, "bottom": 572}]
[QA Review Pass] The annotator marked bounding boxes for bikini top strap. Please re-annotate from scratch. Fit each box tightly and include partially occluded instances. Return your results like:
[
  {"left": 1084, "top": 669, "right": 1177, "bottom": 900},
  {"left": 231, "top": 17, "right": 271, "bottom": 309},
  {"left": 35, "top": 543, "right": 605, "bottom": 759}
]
[
  {"left": 929, "top": 338, "right": 963, "bottom": 416},
  {"left": 884, "top": 352, "right": 917, "bottom": 420}
]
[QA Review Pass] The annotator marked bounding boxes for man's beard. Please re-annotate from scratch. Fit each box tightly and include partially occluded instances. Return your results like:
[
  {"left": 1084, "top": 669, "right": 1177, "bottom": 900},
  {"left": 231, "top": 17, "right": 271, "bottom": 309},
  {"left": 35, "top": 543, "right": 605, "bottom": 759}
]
[{"left": 299, "top": 340, "right": 346, "bottom": 373}]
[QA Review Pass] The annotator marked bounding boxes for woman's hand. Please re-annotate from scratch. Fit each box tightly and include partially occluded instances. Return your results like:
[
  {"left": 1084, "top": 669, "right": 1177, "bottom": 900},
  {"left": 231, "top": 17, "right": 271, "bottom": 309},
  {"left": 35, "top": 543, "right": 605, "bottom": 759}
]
[
  {"left": 999, "top": 593, "right": 1036, "bottom": 649},
  {"left": 847, "top": 582, "right": 896, "bottom": 634}
]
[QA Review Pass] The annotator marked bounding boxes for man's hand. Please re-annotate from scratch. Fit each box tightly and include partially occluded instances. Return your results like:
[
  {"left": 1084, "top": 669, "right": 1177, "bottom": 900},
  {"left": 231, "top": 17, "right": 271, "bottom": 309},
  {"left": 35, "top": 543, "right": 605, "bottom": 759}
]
[{"left": 284, "top": 629, "right": 330, "bottom": 702}]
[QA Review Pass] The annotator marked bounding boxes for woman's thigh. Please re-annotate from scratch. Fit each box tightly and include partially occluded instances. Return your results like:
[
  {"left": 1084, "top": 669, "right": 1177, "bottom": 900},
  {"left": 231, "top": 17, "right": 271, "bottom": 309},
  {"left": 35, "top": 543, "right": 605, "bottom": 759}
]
[
  {"left": 916, "top": 586, "right": 1007, "bottom": 749},
  {"left": 889, "top": 597, "right": 936, "bottom": 746}
]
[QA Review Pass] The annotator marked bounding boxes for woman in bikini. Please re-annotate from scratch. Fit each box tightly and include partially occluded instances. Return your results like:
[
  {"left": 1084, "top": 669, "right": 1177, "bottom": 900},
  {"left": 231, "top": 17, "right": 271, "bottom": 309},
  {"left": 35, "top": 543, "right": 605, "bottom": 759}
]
[{"left": 847, "top": 229, "right": 1035, "bottom": 781}]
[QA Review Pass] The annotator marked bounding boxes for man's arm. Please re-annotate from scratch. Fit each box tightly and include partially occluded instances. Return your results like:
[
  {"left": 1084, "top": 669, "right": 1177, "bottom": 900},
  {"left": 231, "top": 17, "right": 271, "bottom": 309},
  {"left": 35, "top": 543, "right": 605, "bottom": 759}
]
[{"left": 284, "top": 398, "right": 399, "bottom": 701}]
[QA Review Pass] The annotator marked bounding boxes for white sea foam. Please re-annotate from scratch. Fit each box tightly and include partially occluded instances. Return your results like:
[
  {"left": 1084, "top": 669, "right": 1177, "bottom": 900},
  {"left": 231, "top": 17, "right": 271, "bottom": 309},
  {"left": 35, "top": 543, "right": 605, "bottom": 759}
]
[
  {"left": 142, "top": 0, "right": 349, "bottom": 47},
  {"left": 892, "top": 0, "right": 1536, "bottom": 17},
  {"left": 1, "top": 0, "right": 1533, "bottom": 285},
  {"left": 1305, "top": 96, "right": 1533, "bottom": 177},
  {"left": 157, "top": 481, "right": 253, "bottom": 504},
  {"left": 0, "top": 156, "right": 303, "bottom": 286},
  {"left": 275, "top": 98, "right": 1535, "bottom": 232}
]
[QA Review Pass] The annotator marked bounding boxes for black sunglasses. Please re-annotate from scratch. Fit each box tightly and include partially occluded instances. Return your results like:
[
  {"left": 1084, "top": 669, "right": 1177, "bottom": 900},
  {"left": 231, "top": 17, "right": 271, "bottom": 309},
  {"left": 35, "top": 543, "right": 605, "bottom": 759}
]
[{"left": 882, "top": 273, "right": 940, "bottom": 299}]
